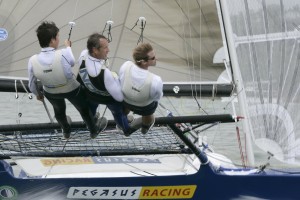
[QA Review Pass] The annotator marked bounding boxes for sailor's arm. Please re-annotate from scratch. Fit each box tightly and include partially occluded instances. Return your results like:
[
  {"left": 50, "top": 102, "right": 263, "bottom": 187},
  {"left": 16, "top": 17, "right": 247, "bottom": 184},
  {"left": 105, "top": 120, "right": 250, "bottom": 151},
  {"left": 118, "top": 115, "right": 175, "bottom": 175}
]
[
  {"left": 151, "top": 76, "right": 163, "bottom": 101},
  {"left": 62, "top": 40, "right": 75, "bottom": 67},
  {"left": 104, "top": 69, "right": 124, "bottom": 102},
  {"left": 61, "top": 40, "right": 76, "bottom": 79},
  {"left": 28, "top": 59, "right": 43, "bottom": 101}
]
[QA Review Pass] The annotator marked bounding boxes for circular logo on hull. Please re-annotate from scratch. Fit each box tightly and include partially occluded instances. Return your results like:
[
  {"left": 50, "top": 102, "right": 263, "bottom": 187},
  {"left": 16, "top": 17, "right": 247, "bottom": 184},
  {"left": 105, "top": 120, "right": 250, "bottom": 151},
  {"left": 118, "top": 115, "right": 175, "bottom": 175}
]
[{"left": 0, "top": 186, "right": 18, "bottom": 200}]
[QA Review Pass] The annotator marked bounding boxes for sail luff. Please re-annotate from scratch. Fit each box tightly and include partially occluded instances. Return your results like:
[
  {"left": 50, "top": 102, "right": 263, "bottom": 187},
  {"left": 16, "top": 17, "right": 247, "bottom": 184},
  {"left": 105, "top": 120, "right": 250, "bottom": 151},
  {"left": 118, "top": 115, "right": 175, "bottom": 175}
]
[{"left": 218, "top": 0, "right": 255, "bottom": 165}]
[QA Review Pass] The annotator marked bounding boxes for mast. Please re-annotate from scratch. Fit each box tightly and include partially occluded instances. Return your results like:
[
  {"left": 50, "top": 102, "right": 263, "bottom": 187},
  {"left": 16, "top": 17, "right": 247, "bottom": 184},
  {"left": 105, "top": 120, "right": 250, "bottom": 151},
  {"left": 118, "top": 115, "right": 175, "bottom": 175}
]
[{"left": 216, "top": 0, "right": 255, "bottom": 165}]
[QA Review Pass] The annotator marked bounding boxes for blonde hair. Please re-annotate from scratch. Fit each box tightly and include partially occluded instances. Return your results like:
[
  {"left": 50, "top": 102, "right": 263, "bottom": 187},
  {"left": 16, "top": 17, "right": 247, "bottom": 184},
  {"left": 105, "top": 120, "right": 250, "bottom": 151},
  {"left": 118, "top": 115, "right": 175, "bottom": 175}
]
[{"left": 132, "top": 43, "right": 153, "bottom": 65}]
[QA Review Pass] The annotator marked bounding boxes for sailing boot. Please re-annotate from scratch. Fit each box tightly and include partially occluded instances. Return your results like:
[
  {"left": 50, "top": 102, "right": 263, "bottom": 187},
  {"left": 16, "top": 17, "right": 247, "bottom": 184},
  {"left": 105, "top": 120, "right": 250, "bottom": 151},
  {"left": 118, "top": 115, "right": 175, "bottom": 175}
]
[
  {"left": 115, "top": 114, "right": 135, "bottom": 134},
  {"left": 94, "top": 112, "right": 100, "bottom": 121},
  {"left": 127, "top": 114, "right": 135, "bottom": 124},
  {"left": 62, "top": 116, "right": 72, "bottom": 139},
  {"left": 124, "top": 127, "right": 138, "bottom": 137},
  {"left": 90, "top": 117, "right": 108, "bottom": 139},
  {"left": 141, "top": 118, "right": 155, "bottom": 135},
  {"left": 123, "top": 117, "right": 142, "bottom": 137}
]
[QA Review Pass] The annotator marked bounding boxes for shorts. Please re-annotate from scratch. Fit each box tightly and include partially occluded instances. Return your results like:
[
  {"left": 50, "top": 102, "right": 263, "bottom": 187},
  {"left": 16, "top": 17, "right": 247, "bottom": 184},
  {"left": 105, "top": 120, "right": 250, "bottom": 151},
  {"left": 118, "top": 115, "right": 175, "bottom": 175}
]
[{"left": 124, "top": 101, "right": 158, "bottom": 116}]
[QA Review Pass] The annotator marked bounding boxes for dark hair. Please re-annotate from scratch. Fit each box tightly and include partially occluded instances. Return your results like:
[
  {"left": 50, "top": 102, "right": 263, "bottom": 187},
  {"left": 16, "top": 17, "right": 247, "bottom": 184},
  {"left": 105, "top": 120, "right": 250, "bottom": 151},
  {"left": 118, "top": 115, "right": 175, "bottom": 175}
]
[
  {"left": 36, "top": 21, "right": 59, "bottom": 48},
  {"left": 132, "top": 43, "right": 153, "bottom": 65},
  {"left": 87, "top": 33, "right": 107, "bottom": 55}
]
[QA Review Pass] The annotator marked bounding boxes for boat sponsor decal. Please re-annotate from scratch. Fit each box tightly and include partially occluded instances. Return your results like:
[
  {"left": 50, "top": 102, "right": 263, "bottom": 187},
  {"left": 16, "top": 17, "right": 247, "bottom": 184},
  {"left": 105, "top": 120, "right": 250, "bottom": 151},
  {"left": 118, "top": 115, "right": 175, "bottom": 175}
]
[
  {"left": 41, "top": 157, "right": 160, "bottom": 166},
  {"left": 41, "top": 157, "right": 94, "bottom": 166},
  {"left": 67, "top": 185, "right": 196, "bottom": 199},
  {"left": 0, "top": 28, "right": 8, "bottom": 41},
  {"left": 0, "top": 186, "right": 18, "bottom": 200},
  {"left": 140, "top": 185, "right": 196, "bottom": 199},
  {"left": 92, "top": 157, "right": 160, "bottom": 164}
]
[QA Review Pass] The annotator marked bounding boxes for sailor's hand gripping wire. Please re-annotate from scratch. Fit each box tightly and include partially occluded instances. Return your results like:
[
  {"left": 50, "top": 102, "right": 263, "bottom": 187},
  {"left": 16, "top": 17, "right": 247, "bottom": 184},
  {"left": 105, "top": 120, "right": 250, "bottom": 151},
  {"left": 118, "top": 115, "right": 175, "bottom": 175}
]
[{"left": 68, "top": 21, "right": 76, "bottom": 43}]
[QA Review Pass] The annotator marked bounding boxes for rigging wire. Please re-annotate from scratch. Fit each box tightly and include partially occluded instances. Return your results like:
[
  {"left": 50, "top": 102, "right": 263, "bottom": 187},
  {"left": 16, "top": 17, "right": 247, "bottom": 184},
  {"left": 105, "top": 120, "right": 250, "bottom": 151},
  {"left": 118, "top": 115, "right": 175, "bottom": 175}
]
[
  {"left": 71, "top": 0, "right": 79, "bottom": 23},
  {"left": 131, "top": 16, "right": 146, "bottom": 45},
  {"left": 67, "top": 0, "right": 79, "bottom": 41},
  {"left": 178, "top": 0, "right": 206, "bottom": 114},
  {"left": 14, "top": 80, "right": 22, "bottom": 124},
  {"left": 1, "top": 0, "right": 20, "bottom": 27},
  {"left": 20, "top": 80, "right": 33, "bottom": 99},
  {"left": 130, "top": 0, "right": 147, "bottom": 44},
  {"left": 102, "top": 0, "right": 114, "bottom": 43},
  {"left": 0, "top": 0, "right": 67, "bottom": 59}
]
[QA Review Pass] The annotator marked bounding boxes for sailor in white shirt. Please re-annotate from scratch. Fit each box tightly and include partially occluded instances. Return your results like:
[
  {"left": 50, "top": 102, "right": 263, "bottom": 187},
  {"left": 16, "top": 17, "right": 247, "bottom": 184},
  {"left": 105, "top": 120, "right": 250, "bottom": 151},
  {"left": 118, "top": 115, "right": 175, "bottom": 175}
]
[
  {"left": 28, "top": 21, "right": 107, "bottom": 139},
  {"left": 119, "top": 43, "right": 163, "bottom": 134},
  {"left": 77, "top": 33, "right": 135, "bottom": 136}
]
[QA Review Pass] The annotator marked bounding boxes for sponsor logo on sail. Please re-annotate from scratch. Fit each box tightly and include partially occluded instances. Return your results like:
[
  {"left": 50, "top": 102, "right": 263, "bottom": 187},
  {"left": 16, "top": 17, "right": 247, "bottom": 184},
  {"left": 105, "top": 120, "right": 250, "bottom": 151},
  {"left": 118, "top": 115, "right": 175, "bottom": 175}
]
[
  {"left": 0, "top": 28, "right": 8, "bottom": 41},
  {"left": 67, "top": 185, "right": 196, "bottom": 199}
]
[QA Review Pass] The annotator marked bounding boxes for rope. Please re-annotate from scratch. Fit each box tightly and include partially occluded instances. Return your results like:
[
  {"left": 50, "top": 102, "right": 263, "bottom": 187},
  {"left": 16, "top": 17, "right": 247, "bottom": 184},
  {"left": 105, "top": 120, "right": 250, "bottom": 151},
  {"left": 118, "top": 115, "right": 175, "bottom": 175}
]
[
  {"left": 14, "top": 80, "right": 22, "bottom": 124},
  {"left": 67, "top": 0, "right": 79, "bottom": 41},
  {"left": 20, "top": 80, "right": 33, "bottom": 99},
  {"left": 71, "top": 0, "right": 79, "bottom": 23},
  {"left": 102, "top": 0, "right": 114, "bottom": 43},
  {"left": 178, "top": 1, "right": 206, "bottom": 114},
  {"left": 236, "top": 126, "right": 246, "bottom": 168}
]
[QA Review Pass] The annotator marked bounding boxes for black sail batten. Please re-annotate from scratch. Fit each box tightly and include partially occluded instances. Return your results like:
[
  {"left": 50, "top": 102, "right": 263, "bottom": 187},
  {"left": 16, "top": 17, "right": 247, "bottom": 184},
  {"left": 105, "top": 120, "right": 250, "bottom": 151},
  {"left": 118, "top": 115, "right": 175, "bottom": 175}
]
[
  {"left": 0, "top": 78, "right": 233, "bottom": 97},
  {"left": 0, "top": 114, "right": 234, "bottom": 133}
]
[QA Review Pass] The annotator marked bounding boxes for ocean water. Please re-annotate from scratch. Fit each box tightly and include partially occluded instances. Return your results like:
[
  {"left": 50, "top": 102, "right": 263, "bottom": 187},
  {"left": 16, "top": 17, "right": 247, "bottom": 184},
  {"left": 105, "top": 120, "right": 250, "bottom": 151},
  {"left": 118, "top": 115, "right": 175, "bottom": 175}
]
[{"left": 0, "top": 91, "right": 274, "bottom": 167}]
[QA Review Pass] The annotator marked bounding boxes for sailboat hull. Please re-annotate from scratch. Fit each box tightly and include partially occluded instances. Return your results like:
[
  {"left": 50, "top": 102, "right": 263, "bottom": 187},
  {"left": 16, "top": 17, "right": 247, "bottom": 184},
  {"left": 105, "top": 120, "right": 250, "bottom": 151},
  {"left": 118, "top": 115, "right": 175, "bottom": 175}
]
[{"left": 1, "top": 160, "right": 299, "bottom": 200}]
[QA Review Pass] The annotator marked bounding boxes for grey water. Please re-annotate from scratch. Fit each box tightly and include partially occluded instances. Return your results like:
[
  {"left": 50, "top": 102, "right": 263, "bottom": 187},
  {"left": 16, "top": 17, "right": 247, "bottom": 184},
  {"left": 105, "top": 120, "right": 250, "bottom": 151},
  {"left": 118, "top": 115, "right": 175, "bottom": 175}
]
[{"left": 0, "top": 91, "right": 275, "bottom": 167}]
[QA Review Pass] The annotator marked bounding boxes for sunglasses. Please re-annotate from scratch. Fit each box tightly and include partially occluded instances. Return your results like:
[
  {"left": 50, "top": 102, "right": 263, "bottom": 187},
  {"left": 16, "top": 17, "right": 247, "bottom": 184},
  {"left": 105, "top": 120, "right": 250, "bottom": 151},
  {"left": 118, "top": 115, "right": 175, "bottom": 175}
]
[{"left": 148, "top": 56, "right": 156, "bottom": 60}]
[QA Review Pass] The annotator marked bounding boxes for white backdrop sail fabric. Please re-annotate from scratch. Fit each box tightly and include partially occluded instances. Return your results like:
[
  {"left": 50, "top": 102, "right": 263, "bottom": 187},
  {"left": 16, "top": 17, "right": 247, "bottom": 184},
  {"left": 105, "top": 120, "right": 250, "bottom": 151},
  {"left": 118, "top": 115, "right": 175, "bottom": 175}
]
[
  {"left": 0, "top": 0, "right": 224, "bottom": 82},
  {"left": 224, "top": 0, "right": 300, "bottom": 163}
]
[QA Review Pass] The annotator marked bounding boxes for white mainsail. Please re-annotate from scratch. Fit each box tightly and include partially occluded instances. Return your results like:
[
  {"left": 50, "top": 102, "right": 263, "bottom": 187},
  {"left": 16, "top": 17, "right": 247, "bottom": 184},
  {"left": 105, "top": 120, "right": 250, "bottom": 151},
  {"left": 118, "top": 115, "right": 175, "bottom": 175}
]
[{"left": 0, "top": 0, "right": 224, "bottom": 82}]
